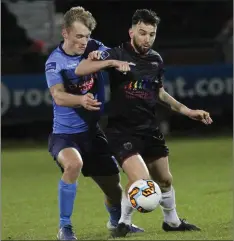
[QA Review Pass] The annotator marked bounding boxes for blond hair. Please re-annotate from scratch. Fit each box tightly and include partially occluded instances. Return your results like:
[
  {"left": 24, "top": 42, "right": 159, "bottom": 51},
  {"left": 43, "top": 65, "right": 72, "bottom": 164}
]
[{"left": 63, "top": 6, "right": 96, "bottom": 31}]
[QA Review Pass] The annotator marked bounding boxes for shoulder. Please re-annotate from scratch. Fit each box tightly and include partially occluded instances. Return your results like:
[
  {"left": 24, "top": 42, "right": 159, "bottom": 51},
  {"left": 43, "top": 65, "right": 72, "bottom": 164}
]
[
  {"left": 99, "top": 44, "right": 123, "bottom": 60},
  {"left": 45, "top": 47, "right": 65, "bottom": 71},
  {"left": 46, "top": 47, "right": 65, "bottom": 63},
  {"left": 83, "top": 38, "right": 109, "bottom": 58},
  {"left": 115, "top": 43, "right": 126, "bottom": 53},
  {"left": 149, "top": 49, "right": 163, "bottom": 64},
  {"left": 88, "top": 38, "right": 105, "bottom": 48}
]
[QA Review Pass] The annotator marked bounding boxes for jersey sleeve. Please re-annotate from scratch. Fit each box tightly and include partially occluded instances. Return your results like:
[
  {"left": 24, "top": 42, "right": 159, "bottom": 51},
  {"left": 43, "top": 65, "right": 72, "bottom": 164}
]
[
  {"left": 157, "top": 54, "right": 165, "bottom": 88},
  {"left": 45, "top": 59, "right": 63, "bottom": 88},
  {"left": 99, "top": 48, "right": 120, "bottom": 61},
  {"left": 83, "top": 39, "right": 110, "bottom": 58},
  {"left": 95, "top": 40, "right": 109, "bottom": 51}
]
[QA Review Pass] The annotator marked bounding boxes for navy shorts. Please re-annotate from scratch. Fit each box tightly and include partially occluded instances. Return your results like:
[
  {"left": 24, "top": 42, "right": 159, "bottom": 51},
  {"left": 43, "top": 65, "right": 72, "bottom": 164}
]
[{"left": 48, "top": 126, "right": 119, "bottom": 177}]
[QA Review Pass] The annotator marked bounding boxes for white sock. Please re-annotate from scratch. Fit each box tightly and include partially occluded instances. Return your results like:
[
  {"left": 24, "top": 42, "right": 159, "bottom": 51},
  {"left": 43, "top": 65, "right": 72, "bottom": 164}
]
[
  {"left": 160, "top": 186, "right": 181, "bottom": 227},
  {"left": 118, "top": 192, "right": 134, "bottom": 225}
]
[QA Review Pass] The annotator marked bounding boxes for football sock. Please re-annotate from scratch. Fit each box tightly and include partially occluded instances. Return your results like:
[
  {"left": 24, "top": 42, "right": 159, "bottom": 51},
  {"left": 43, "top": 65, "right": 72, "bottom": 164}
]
[
  {"left": 118, "top": 192, "right": 134, "bottom": 225},
  {"left": 160, "top": 186, "right": 181, "bottom": 227},
  {"left": 59, "top": 179, "right": 77, "bottom": 228},
  {"left": 105, "top": 201, "right": 121, "bottom": 227}
]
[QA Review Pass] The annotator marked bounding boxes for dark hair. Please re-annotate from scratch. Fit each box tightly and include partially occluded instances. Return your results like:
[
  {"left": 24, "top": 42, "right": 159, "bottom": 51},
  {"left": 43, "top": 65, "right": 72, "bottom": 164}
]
[
  {"left": 132, "top": 9, "right": 160, "bottom": 26},
  {"left": 63, "top": 6, "right": 96, "bottom": 31}
]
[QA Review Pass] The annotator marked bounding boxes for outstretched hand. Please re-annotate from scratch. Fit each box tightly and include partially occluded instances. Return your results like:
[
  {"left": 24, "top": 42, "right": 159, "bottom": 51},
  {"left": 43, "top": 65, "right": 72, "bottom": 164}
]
[
  {"left": 188, "top": 109, "right": 213, "bottom": 125},
  {"left": 88, "top": 51, "right": 135, "bottom": 74},
  {"left": 110, "top": 60, "right": 135, "bottom": 74}
]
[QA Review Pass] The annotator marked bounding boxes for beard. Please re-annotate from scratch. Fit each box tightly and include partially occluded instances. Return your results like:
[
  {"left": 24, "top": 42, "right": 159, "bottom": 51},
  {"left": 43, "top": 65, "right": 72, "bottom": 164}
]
[{"left": 132, "top": 37, "right": 152, "bottom": 55}]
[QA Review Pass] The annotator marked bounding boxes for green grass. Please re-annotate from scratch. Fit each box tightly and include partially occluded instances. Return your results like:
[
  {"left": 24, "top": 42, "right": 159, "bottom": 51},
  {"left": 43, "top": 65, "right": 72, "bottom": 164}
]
[{"left": 2, "top": 137, "right": 233, "bottom": 240}]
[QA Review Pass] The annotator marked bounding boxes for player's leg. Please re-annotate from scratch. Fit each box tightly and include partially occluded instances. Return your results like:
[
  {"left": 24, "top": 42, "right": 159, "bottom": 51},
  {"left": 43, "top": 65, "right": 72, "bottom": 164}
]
[
  {"left": 57, "top": 148, "right": 82, "bottom": 227},
  {"left": 147, "top": 156, "right": 181, "bottom": 226},
  {"left": 49, "top": 134, "right": 83, "bottom": 240},
  {"left": 105, "top": 130, "right": 149, "bottom": 237},
  {"left": 84, "top": 128, "right": 144, "bottom": 235},
  {"left": 112, "top": 155, "right": 150, "bottom": 237},
  {"left": 81, "top": 128, "right": 123, "bottom": 230},
  {"left": 147, "top": 156, "right": 201, "bottom": 231},
  {"left": 91, "top": 174, "right": 122, "bottom": 227},
  {"left": 144, "top": 132, "right": 201, "bottom": 231},
  {"left": 89, "top": 154, "right": 148, "bottom": 238},
  {"left": 121, "top": 154, "right": 151, "bottom": 216},
  {"left": 91, "top": 167, "right": 145, "bottom": 232}
]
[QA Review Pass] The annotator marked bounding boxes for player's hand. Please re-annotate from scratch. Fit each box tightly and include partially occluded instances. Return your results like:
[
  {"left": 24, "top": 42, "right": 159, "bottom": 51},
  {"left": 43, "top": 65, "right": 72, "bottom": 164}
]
[
  {"left": 188, "top": 109, "right": 213, "bottom": 125},
  {"left": 80, "top": 93, "right": 102, "bottom": 111},
  {"left": 110, "top": 60, "right": 135, "bottom": 74},
  {"left": 88, "top": 51, "right": 102, "bottom": 60}
]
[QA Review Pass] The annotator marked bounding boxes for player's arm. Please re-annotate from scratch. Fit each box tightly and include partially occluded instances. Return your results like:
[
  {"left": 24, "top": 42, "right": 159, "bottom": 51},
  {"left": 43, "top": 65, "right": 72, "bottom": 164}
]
[
  {"left": 49, "top": 84, "right": 101, "bottom": 110},
  {"left": 159, "top": 87, "right": 213, "bottom": 125},
  {"left": 45, "top": 61, "right": 101, "bottom": 110},
  {"left": 50, "top": 83, "right": 81, "bottom": 107},
  {"left": 75, "top": 58, "right": 115, "bottom": 76},
  {"left": 75, "top": 49, "right": 134, "bottom": 76},
  {"left": 159, "top": 87, "right": 191, "bottom": 115}
]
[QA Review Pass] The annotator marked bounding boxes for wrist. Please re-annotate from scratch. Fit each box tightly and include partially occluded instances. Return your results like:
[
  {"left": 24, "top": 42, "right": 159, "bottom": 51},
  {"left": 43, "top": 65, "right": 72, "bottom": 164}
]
[
  {"left": 76, "top": 95, "right": 83, "bottom": 106},
  {"left": 107, "top": 59, "right": 116, "bottom": 67},
  {"left": 180, "top": 105, "right": 192, "bottom": 116}
]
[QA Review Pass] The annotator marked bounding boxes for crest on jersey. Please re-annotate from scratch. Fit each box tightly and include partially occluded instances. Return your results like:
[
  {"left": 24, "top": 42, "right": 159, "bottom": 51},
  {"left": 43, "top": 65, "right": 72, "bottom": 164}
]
[
  {"left": 123, "top": 142, "right": 133, "bottom": 150},
  {"left": 100, "top": 51, "right": 110, "bottom": 60}
]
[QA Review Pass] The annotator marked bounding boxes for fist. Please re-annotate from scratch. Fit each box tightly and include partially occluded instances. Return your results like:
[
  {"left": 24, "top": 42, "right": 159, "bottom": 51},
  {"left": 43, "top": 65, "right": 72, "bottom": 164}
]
[
  {"left": 110, "top": 60, "right": 135, "bottom": 74},
  {"left": 80, "top": 93, "right": 102, "bottom": 111},
  {"left": 188, "top": 109, "right": 213, "bottom": 125},
  {"left": 88, "top": 51, "right": 102, "bottom": 60}
]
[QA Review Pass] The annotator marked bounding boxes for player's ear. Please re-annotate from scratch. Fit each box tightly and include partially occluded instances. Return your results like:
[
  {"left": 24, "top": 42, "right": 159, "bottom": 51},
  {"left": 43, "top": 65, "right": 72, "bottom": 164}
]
[
  {"left": 62, "top": 28, "right": 68, "bottom": 39},
  {"left": 129, "top": 28, "right": 134, "bottom": 39}
]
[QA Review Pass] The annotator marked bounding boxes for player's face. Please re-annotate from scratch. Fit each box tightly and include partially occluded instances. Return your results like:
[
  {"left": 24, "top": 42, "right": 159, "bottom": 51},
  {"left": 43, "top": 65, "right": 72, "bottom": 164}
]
[
  {"left": 63, "top": 21, "right": 91, "bottom": 55},
  {"left": 130, "top": 22, "right": 157, "bottom": 54}
]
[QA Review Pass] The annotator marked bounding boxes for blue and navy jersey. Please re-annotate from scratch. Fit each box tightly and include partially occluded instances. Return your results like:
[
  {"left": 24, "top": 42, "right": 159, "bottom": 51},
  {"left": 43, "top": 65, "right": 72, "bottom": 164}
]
[{"left": 45, "top": 39, "right": 108, "bottom": 134}]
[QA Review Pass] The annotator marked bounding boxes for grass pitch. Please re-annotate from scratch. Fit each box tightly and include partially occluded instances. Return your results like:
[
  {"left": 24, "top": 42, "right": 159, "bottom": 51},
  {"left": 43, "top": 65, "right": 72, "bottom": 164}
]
[{"left": 2, "top": 137, "right": 233, "bottom": 240}]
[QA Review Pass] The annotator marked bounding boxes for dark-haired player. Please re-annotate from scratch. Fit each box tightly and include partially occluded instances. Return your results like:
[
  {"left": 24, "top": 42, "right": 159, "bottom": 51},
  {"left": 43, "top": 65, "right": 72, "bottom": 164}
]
[{"left": 76, "top": 8, "right": 212, "bottom": 237}]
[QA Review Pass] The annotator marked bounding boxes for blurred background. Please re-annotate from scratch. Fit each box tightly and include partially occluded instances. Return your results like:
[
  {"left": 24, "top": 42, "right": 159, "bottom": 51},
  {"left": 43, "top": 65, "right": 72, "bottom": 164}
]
[
  {"left": 1, "top": 0, "right": 233, "bottom": 139},
  {"left": 1, "top": 1, "right": 233, "bottom": 240}
]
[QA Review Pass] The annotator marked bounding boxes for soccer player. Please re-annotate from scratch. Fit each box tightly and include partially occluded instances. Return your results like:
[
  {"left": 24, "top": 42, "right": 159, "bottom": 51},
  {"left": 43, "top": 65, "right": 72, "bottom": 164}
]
[
  {"left": 45, "top": 7, "right": 143, "bottom": 240},
  {"left": 75, "top": 9, "right": 213, "bottom": 237}
]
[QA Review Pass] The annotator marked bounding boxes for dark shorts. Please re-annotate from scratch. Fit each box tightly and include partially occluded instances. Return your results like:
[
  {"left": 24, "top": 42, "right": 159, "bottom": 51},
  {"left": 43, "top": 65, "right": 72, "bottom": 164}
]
[
  {"left": 48, "top": 126, "right": 119, "bottom": 177},
  {"left": 106, "top": 127, "right": 169, "bottom": 167}
]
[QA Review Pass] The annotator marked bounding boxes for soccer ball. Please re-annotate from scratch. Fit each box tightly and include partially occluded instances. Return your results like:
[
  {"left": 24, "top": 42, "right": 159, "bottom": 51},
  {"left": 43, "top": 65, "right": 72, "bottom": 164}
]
[{"left": 128, "top": 179, "right": 162, "bottom": 213}]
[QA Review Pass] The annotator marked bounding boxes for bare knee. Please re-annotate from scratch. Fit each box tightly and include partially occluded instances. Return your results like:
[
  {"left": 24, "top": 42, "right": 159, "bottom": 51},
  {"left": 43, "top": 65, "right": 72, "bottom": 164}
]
[
  {"left": 122, "top": 154, "right": 150, "bottom": 183},
  {"left": 147, "top": 156, "right": 172, "bottom": 192},
  {"left": 122, "top": 154, "right": 150, "bottom": 195},
  {"left": 58, "top": 148, "right": 83, "bottom": 183},
  {"left": 64, "top": 160, "right": 83, "bottom": 176},
  {"left": 158, "top": 173, "right": 173, "bottom": 191}
]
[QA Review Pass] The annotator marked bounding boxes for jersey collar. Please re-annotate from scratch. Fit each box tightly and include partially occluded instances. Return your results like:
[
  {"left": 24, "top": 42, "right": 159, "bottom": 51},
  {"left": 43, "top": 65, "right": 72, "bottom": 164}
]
[
  {"left": 123, "top": 42, "right": 153, "bottom": 57},
  {"left": 59, "top": 41, "right": 81, "bottom": 57}
]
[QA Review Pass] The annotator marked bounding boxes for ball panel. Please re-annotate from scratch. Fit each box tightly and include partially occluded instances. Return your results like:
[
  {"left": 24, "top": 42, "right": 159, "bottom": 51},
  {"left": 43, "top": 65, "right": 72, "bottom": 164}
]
[
  {"left": 128, "top": 179, "right": 162, "bottom": 213},
  {"left": 142, "top": 180, "right": 156, "bottom": 197},
  {"left": 128, "top": 187, "right": 140, "bottom": 208}
]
